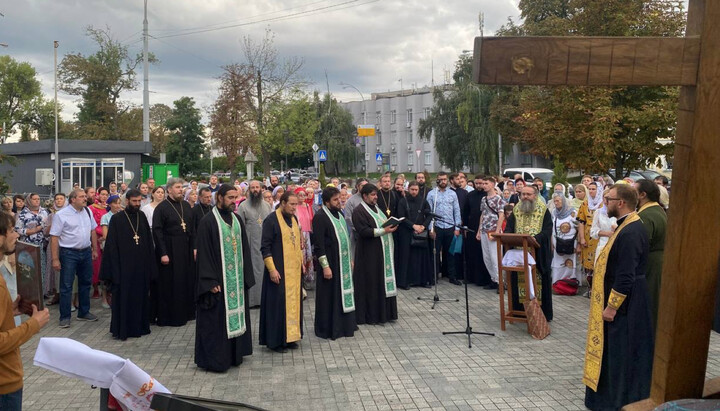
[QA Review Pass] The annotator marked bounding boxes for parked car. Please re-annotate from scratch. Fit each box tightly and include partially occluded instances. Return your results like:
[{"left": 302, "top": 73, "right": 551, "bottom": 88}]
[{"left": 503, "top": 168, "right": 554, "bottom": 190}]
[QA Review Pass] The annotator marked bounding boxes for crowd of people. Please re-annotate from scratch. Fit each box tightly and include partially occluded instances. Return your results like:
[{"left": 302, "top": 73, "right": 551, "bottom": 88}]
[{"left": 0, "top": 168, "right": 670, "bottom": 410}]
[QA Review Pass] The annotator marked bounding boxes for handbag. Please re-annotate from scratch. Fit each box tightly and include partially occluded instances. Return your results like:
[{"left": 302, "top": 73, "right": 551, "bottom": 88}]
[
  {"left": 411, "top": 231, "right": 428, "bottom": 247},
  {"left": 554, "top": 217, "right": 576, "bottom": 255},
  {"left": 552, "top": 278, "right": 579, "bottom": 296},
  {"left": 450, "top": 234, "right": 463, "bottom": 255}
]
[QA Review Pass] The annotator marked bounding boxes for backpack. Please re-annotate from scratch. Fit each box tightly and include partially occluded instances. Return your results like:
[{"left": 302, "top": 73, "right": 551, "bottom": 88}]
[{"left": 552, "top": 278, "right": 579, "bottom": 296}]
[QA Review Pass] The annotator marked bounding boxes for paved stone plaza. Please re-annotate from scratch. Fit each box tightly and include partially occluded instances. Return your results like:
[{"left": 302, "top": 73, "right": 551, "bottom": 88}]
[{"left": 19, "top": 282, "right": 720, "bottom": 410}]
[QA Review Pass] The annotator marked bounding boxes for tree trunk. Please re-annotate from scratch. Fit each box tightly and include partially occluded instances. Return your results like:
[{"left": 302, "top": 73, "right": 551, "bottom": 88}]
[{"left": 256, "top": 70, "right": 272, "bottom": 177}]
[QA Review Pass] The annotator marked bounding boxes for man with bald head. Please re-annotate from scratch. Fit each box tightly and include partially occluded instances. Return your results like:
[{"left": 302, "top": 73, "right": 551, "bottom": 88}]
[{"left": 237, "top": 180, "right": 272, "bottom": 307}]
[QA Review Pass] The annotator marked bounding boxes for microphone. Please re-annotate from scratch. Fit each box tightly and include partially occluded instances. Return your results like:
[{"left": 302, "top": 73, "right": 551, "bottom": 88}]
[{"left": 423, "top": 210, "right": 443, "bottom": 219}]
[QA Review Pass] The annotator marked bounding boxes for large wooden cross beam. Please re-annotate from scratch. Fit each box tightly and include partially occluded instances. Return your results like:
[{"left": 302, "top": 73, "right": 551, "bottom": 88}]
[{"left": 472, "top": 0, "right": 720, "bottom": 408}]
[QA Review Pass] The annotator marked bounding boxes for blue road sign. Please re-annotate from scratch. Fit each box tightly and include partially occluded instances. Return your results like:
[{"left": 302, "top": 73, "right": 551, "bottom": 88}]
[
  {"left": 375, "top": 153, "right": 383, "bottom": 162},
  {"left": 318, "top": 150, "right": 328, "bottom": 162}
]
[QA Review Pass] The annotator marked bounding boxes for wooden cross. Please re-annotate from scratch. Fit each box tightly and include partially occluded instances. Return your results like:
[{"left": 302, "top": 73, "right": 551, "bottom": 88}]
[{"left": 472, "top": 0, "right": 720, "bottom": 408}]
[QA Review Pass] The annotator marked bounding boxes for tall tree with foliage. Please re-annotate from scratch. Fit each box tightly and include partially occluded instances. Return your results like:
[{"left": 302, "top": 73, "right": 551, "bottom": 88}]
[
  {"left": 209, "top": 65, "right": 257, "bottom": 171},
  {"left": 166, "top": 97, "right": 205, "bottom": 176},
  {"left": 491, "top": 0, "right": 685, "bottom": 179},
  {"left": 313, "top": 92, "right": 358, "bottom": 175},
  {"left": 0, "top": 55, "right": 42, "bottom": 141},
  {"left": 149, "top": 103, "right": 173, "bottom": 158},
  {"left": 58, "top": 26, "right": 156, "bottom": 140},
  {"left": 264, "top": 93, "right": 319, "bottom": 170}
]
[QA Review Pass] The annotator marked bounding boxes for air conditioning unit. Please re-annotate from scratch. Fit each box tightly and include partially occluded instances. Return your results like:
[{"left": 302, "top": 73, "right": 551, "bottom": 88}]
[
  {"left": 375, "top": 125, "right": 380, "bottom": 131},
  {"left": 35, "top": 168, "right": 54, "bottom": 186},
  {"left": 407, "top": 145, "right": 412, "bottom": 151},
  {"left": 391, "top": 145, "right": 396, "bottom": 152},
  {"left": 406, "top": 122, "right": 412, "bottom": 128}
]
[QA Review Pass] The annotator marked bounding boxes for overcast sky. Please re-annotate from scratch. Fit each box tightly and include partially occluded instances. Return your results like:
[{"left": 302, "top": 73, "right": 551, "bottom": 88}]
[{"left": 1, "top": 0, "right": 520, "bottom": 125}]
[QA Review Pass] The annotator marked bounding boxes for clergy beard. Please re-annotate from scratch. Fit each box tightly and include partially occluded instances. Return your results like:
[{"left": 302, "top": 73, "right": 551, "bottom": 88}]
[
  {"left": 328, "top": 203, "right": 341, "bottom": 213},
  {"left": 249, "top": 191, "right": 262, "bottom": 206},
  {"left": 126, "top": 204, "right": 141, "bottom": 214},
  {"left": 519, "top": 198, "right": 536, "bottom": 214}
]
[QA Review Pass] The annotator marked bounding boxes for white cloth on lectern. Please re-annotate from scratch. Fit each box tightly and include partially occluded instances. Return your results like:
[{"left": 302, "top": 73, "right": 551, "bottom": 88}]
[
  {"left": 33, "top": 337, "right": 170, "bottom": 411},
  {"left": 501, "top": 249, "right": 537, "bottom": 299}
]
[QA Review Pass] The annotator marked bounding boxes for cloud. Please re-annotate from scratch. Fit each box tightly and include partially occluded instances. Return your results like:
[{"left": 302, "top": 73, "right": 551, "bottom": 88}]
[{"left": 2, "top": 0, "right": 520, "bottom": 120}]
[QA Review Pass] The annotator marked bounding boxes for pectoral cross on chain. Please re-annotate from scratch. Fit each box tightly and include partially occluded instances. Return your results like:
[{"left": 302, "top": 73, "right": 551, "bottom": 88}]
[
  {"left": 133, "top": 234, "right": 140, "bottom": 245},
  {"left": 181, "top": 220, "right": 187, "bottom": 232}
]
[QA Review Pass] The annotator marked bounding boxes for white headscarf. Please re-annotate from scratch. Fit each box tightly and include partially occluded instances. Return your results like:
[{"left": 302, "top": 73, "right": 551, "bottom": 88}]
[{"left": 587, "top": 182, "right": 604, "bottom": 211}]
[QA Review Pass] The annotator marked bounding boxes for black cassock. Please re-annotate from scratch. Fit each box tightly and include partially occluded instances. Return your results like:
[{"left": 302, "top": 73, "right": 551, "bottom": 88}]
[
  {"left": 192, "top": 203, "right": 212, "bottom": 243},
  {"left": 585, "top": 216, "right": 653, "bottom": 411},
  {"left": 376, "top": 189, "right": 398, "bottom": 218},
  {"left": 312, "top": 208, "right": 357, "bottom": 340},
  {"left": 464, "top": 189, "right": 491, "bottom": 286},
  {"left": 194, "top": 209, "right": 254, "bottom": 372},
  {"left": 395, "top": 195, "right": 433, "bottom": 288},
  {"left": 504, "top": 209, "right": 554, "bottom": 321},
  {"left": 352, "top": 203, "right": 398, "bottom": 325},
  {"left": 100, "top": 209, "right": 154, "bottom": 340},
  {"left": 259, "top": 212, "right": 304, "bottom": 350},
  {"left": 152, "top": 198, "right": 196, "bottom": 326}
]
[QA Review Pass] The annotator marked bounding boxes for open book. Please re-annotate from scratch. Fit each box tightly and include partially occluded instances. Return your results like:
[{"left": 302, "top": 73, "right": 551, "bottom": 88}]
[{"left": 381, "top": 217, "right": 405, "bottom": 228}]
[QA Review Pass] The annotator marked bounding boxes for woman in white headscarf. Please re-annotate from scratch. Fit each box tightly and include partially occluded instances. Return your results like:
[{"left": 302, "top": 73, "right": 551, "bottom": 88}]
[
  {"left": 590, "top": 190, "right": 618, "bottom": 265},
  {"left": 550, "top": 193, "right": 579, "bottom": 288},
  {"left": 577, "top": 181, "right": 604, "bottom": 297}
]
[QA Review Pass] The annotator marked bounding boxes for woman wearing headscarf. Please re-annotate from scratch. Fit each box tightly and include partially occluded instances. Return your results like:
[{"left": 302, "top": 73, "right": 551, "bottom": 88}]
[
  {"left": 272, "top": 186, "right": 284, "bottom": 209},
  {"left": 571, "top": 184, "right": 587, "bottom": 210},
  {"left": 550, "top": 193, "right": 579, "bottom": 290},
  {"left": 294, "top": 187, "right": 315, "bottom": 291},
  {"left": 577, "top": 181, "right": 604, "bottom": 296},
  {"left": 590, "top": 191, "right": 617, "bottom": 265}
]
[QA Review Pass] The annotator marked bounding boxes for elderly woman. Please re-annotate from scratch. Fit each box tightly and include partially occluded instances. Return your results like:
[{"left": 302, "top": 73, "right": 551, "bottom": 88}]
[
  {"left": 272, "top": 185, "right": 285, "bottom": 209},
  {"left": 262, "top": 190, "right": 274, "bottom": 208},
  {"left": 0, "top": 196, "right": 13, "bottom": 216},
  {"left": 550, "top": 193, "right": 579, "bottom": 293}
]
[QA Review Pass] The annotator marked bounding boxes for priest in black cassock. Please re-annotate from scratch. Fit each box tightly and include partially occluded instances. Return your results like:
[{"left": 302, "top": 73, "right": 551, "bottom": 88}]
[
  {"left": 376, "top": 173, "right": 398, "bottom": 218},
  {"left": 312, "top": 186, "right": 357, "bottom": 340},
  {"left": 152, "top": 178, "right": 196, "bottom": 327},
  {"left": 100, "top": 189, "right": 153, "bottom": 340},
  {"left": 259, "top": 191, "right": 303, "bottom": 353},
  {"left": 584, "top": 184, "right": 653, "bottom": 410},
  {"left": 192, "top": 187, "right": 213, "bottom": 233},
  {"left": 195, "top": 185, "right": 254, "bottom": 372},
  {"left": 464, "top": 175, "right": 491, "bottom": 286},
  {"left": 352, "top": 184, "right": 399, "bottom": 325},
  {"left": 395, "top": 181, "right": 433, "bottom": 288},
  {"left": 504, "top": 185, "right": 553, "bottom": 321}
]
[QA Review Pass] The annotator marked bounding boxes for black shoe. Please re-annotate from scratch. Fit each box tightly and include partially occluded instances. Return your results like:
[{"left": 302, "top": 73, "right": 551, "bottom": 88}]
[
  {"left": 271, "top": 346, "right": 288, "bottom": 353},
  {"left": 485, "top": 282, "right": 499, "bottom": 290},
  {"left": 423, "top": 284, "right": 432, "bottom": 289},
  {"left": 449, "top": 278, "right": 462, "bottom": 286},
  {"left": 399, "top": 286, "right": 410, "bottom": 291},
  {"left": 286, "top": 342, "right": 299, "bottom": 350}
]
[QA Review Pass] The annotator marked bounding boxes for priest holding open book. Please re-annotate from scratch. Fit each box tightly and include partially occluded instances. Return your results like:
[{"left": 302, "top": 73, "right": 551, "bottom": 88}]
[{"left": 351, "top": 184, "right": 399, "bottom": 325}]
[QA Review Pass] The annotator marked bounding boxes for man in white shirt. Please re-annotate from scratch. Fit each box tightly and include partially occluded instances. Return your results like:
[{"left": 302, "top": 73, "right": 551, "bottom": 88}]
[{"left": 50, "top": 188, "right": 99, "bottom": 328}]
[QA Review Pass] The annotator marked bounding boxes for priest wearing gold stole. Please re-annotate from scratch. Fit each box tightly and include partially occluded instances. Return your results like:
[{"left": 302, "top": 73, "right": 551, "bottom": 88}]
[
  {"left": 195, "top": 185, "right": 254, "bottom": 372},
  {"left": 259, "top": 191, "right": 303, "bottom": 353},
  {"left": 504, "top": 186, "right": 553, "bottom": 321},
  {"left": 583, "top": 184, "right": 652, "bottom": 410}
]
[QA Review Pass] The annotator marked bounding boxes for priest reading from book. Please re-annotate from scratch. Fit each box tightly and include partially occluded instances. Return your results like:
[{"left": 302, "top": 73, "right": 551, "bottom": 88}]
[
  {"left": 259, "top": 191, "right": 304, "bottom": 353},
  {"left": 351, "top": 183, "right": 399, "bottom": 325},
  {"left": 100, "top": 189, "right": 154, "bottom": 341},
  {"left": 312, "top": 186, "right": 357, "bottom": 340},
  {"left": 194, "top": 184, "right": 254, "bottom": 372},
  {"left": 152, "top": 178, "right": 196, "bottom": 327}
]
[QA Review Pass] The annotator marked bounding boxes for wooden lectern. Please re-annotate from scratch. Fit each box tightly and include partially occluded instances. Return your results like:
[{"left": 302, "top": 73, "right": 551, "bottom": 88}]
[{"left": 493, "top": 233, "right": 540, "bottom": 332}]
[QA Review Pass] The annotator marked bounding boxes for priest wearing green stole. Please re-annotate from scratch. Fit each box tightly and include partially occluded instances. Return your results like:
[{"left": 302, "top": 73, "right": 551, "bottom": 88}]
[
  {"left": 635, "top": 179, "right": 666, "bottom": 331},
  {"left": 312, "top": 186, "right": 357, "bottom": 340},
  {"left": 351, "top": 184, "right": 399, "bottom": 325},
  {"left": 195, "top": 185, "right": 254, "bottom": 372},
  {"left": 260, "top": 191, "right": 304, "bottom": 353}
]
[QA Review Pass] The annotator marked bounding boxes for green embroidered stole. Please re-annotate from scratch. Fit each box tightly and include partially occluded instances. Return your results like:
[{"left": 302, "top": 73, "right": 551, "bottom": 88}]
[
  {"left": 212, "top": 207, "right": 246, "bottom": 338},
  {"left": 360, "top": 201, "right": 397, "bottom": 297},
  {"left": 322, "top": 206, "right": 355, "bottom": 313}
]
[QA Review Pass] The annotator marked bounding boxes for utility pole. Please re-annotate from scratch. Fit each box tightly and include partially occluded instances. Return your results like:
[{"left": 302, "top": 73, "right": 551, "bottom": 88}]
[
  {"left": 142, "top": 0, "right": 150, "bottom": 144},
  {"left": 54, "top": 40, "right": 60, "bottom": 195}
]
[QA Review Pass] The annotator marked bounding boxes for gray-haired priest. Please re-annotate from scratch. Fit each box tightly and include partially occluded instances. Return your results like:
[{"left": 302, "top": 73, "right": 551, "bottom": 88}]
[{"left": 194, "top": 184, "right": 254, "bottom": 372}]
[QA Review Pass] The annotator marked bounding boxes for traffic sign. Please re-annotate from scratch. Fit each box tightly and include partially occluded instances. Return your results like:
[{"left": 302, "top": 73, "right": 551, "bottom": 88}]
[
  {"left": 375, "top": 153, "right": 383, "bottom": 163},
  {"left": 415, "top": 149, "right": 422, "bottom": 158},
  {"left": 312, "top": 143, "right": 319, "bottom": 152},
  {"left": 318, "top": 150, "right": 328, "bottom": 162},
  {"left": 357, "top": 125, "right": 376, "bottom": 137}
]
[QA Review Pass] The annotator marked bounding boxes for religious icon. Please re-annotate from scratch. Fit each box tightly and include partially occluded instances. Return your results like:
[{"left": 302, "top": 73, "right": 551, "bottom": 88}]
[{"left": 15, "top": 241, "right": 44, "bottom": 316}]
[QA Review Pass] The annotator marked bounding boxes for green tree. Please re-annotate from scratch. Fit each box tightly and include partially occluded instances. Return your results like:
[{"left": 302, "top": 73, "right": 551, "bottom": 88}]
[
  {"left": 418, "top": 87, "right": 472, "bottom": 172},
  {"left": 58, "top": 26, "right": 157, "bottom": 140},
  {"left": 265, "top": 93, "right": 319, "bottom": 169},
  {"left": 491, "top": 0, "right": 685, "bottom": 179},
  {"left": 313, "top": 92, "right": 358, "bottom": 175},
  {"left": 0, "top": 55, "right": 42, "bottom": 140},
  {"left": 166, "top": 97, "right": 205, "bottom": 175},
  {"left": 149, "top": 103, "right": 173, "bottom": 158}
]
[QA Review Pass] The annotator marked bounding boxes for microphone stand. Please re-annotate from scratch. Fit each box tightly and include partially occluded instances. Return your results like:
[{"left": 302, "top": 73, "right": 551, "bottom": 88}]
[
  {"left": 433, "top": 216, "right": 495, "bottom": 348},
  {"left": 417, "top": 212, "right": 459, "bottom": 309}
]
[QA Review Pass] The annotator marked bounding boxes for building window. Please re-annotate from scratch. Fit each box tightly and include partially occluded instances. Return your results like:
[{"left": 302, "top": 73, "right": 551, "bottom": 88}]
[
  {"left": 406, "top": 109, "right": 413, "bottom": 123},
  {"left": 391, "top": 153, "right": 397, "bottom": 166},
  {"left": 376, "top": 132, "right": 382, "bottom": 146},
  {"left": 423, "top": 107, "right": 431, "bottom": 119},
  {"left": 423, "top": 132, "right": 431, "bottom": 143},
  {"left": 390, "top": 110, "right": 396, "bottom": 124},
  {"left": 376, "top": 111, "right": 381, "bottom": 125},
  {"left": 407, "top": 129, "right": 413, "bottom": 144},
  {"left": 407, "top": 152, "right": 414, "bottom": 166},
  {"left": 424, "top": 151, "right": 432, "bottom": 165},
  {"left": 390, "top": 130, "right": 397, "bottom": 143}
]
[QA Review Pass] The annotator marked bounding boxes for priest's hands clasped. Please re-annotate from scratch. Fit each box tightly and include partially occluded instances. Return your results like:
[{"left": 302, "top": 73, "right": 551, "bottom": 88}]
[{"left": 210, "top": 286, "right": 221, "bottom": 294}]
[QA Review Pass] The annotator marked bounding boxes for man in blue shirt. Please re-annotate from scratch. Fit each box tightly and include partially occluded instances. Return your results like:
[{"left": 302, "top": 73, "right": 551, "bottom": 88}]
[
  {"left": 50, "top": 189, "right": 99, "bottom": 328},
  {"left": 427, "top": 172, "right": 462, "bottom": 285}
]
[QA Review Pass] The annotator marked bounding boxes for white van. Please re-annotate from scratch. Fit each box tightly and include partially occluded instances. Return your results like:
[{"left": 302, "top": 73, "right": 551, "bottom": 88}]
[{"left": 503, "top": 168, "right": 554, "bottom": 190}]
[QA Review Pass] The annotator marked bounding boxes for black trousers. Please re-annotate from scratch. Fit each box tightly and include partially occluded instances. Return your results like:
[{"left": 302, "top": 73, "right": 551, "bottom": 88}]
[{"left": 434, "top": 227, "right": 457, "bottom": 280}]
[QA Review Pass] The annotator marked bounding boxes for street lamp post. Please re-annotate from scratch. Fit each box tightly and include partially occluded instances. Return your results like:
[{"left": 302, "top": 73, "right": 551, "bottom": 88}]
[{"left": 339, "top": 82, "right": 368, "bottom": 178}]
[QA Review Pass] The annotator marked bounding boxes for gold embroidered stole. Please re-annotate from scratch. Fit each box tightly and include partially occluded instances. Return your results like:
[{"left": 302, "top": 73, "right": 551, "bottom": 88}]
[
  {"left": 638, "top": 201, "right": 661, "bottom": 214},
  {"left": 275, "top": 209, "right": 303, "bottom": 343},
  {"left": 582, "top": 213, "right": 641, "bottom": 391},
  {"left": 512, "top": 201, "right": 547, "bottom": 302}
]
